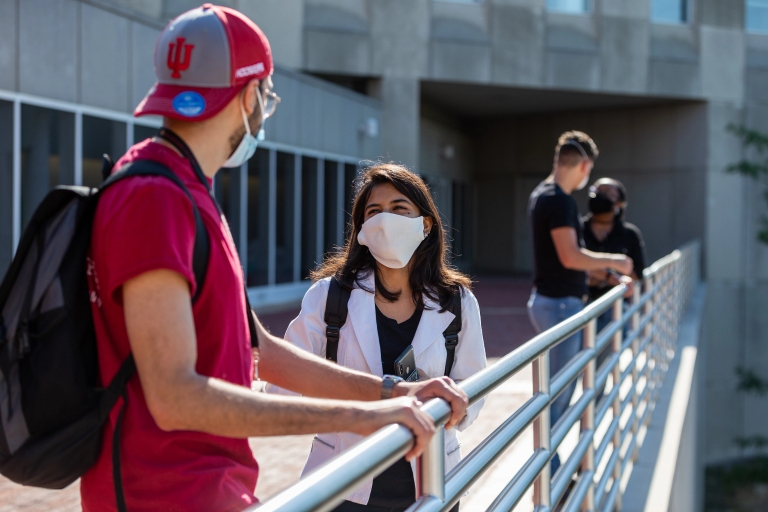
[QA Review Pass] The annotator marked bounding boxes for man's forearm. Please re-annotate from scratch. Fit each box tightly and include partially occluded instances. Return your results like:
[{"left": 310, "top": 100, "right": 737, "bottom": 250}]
[
  {"left": 571, "top": 248, "right": 627, "bottom": 272},
  {"left": 256, "top": 323, "right": 382, "bottom": 401},
  {"left": 154, "top": 373, "right": 375, "bottom": 437}
]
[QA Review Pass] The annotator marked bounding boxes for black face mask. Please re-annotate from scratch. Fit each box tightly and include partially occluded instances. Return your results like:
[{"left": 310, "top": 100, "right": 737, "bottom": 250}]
[{"left": 588, "top": 192, "right": 615, "bottom": 215}]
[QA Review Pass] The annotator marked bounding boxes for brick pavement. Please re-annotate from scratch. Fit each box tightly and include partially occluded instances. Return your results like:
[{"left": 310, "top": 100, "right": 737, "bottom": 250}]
[{"left": 1, "top": 277, "right": 539, "bottom": 510}]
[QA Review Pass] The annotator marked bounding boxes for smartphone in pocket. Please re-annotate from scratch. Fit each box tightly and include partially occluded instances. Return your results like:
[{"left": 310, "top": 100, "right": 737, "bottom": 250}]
[{"left": 394, "top": 345, "right": 419, "bottom": 382}]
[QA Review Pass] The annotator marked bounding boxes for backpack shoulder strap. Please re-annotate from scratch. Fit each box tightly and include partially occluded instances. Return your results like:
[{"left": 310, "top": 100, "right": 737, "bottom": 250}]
[
  {"left": 323, "top": 277, "right": 351, "bottom": 363},
  {"left": 443, "top": 288, "right": 462, "bottom": 377},
  {"left": 101, "top": 160, "right": 209, "bottom": 304}
]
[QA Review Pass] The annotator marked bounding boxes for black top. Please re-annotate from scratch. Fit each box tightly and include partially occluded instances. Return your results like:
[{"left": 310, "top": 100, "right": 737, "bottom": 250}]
[
  {"left": 368, "top": 305, "right": 423, "bottom": 508},
  {"left": 583, "top": 215, "right": 647, "bottom": 301},
  {"left": 528, "top": 181, "right": 588, "bottom": 299}
]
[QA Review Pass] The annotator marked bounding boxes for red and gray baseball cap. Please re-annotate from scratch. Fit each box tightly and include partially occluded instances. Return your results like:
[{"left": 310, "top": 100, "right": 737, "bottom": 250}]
[{"left": 134, "top": 3, "right": 273, "bottom": 121}]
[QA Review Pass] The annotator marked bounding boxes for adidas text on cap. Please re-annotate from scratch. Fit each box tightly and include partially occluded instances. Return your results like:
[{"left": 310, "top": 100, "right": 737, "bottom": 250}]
[{"left": 134, "top": 3, "right": 273, "bottom": 122}]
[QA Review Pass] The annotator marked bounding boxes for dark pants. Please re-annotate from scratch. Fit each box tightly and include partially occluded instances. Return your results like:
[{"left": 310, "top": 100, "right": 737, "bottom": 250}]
[{"left": 333, "top": 501, "right": 459, "bottom": 512}]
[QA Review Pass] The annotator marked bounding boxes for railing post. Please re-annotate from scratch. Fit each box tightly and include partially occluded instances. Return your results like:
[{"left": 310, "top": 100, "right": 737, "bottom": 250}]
[
  {"left": 611, "top": 297, "right": 624, "bottom": 511},
  {"left": 633, "top": 275, "right": 653, "bottom": 463},
  {"left": 581, "top": 319, "right": 597, "bottom": 512},
  {"left": 416, "top": 426, "right": 445, "bottom": 501},
  {"left": 532, "top": 351, "right": 551, "bottom": 510}
]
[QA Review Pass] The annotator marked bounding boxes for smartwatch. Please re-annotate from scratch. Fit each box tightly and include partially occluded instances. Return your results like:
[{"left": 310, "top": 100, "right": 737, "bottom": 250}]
[{"left": 381, "top": 375, "right": 404, "bottom": 399}]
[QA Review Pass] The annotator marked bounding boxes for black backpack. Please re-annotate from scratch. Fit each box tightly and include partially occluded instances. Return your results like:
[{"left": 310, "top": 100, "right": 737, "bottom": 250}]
[
  {"left": 0, "top": 129, "right": 258, "bottom": 510},
  {"left": 323, "top": 277, "right": 462, "bottom": 376}
]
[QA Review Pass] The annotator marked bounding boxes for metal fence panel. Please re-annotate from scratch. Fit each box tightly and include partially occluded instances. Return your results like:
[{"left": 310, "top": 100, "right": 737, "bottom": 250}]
[{"left": 252, "top": 241, "right": 701, "bottom": 512}]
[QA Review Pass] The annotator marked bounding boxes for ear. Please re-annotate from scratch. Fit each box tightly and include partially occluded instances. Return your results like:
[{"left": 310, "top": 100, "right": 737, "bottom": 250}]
[
  {"left": 422, "top": 216, "right": 433, "bottom": 236},
  {"left": 242, "top": 79, "right": 260, "bottom": 116}
]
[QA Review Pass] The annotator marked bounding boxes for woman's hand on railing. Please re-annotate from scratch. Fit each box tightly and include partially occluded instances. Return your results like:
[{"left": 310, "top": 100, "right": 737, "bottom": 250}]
[
  {"left": 355, "top": 396, "right": 436, "bottom": 460},
  {"left": 393, "top": 376, "right": 469, "bottom": 430}
]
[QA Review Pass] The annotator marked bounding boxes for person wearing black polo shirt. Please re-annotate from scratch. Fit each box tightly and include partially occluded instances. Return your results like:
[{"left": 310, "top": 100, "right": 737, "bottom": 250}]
[
  {"left": 527, "top": 131, "right": 633, "bottom": 474},
  {"left": 584, "top": 178, "right": 646, "bottom": 334},
  {"left": 584, "top": 179, "right": 645, "bottom": 405}
]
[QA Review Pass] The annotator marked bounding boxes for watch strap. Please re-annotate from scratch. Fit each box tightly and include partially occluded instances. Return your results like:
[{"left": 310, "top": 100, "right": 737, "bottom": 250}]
[{"left": 381, "top": 375, "right": 403, "bottom": 399}]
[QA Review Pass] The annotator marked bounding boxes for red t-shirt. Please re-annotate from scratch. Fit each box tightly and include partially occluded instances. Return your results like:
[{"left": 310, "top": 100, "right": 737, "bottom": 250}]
[{"left": 80, "top": 139, "right": 259, "bottom": 512}]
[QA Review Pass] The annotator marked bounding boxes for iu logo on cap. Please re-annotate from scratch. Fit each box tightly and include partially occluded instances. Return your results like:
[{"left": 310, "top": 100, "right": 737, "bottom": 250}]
[{"left": 167, "top": 37, "right": 194, "bottom": 79}]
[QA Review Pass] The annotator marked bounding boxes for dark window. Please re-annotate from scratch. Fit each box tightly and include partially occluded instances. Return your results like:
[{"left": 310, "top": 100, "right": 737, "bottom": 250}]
[
  {"left": 275, "top": 152, "right": 296, "bottom": 284},
  {"left": 133, "top": 124, "right": 157, "bottom": 143},
  {"left": 301, "top": 157, "right": 319, "bottom": 280},
  {"left": 343, "top": 163, "right": 358, "bottom": 240},
  {"left": 247, "top": 148, "right": 270, "bottom": 286},
  {"left": 0, "top": 101, "right": 12, "bottom": 274},
  {"left": 451, "top": 182, "right": 474, "bottom": 270},
  {"left": 214, "top": 165, "right": 245, "bottom": 258},
  {"left": 20, "top": 105, "right": 75, "bottom": 227},
  {"left": 324, "top": 160, "right": 339, "bottom": 257},
  {"left": 82, "top": 115, "right": 126, "bottom": 188}
]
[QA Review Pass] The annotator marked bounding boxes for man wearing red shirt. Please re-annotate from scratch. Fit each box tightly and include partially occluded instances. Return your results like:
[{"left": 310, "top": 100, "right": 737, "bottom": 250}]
[{"left": 81, "top": 5, "right": 468, "bottom": 511}]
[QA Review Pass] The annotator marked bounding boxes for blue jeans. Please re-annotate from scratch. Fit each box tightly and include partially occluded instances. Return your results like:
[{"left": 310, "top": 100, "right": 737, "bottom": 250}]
[{"left": 527, "top": 291, "right": 584, "bottom": 475}]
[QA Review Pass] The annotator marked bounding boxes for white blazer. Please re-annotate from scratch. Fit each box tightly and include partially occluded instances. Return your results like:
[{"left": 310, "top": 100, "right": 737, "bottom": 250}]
[{"left": 266, "top": 274, "right": 487, "bottom": 505}]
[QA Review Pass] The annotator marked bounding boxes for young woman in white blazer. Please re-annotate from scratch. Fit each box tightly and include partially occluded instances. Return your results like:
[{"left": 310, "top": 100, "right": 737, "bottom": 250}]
[{"left": 268, "top": 164, "right": 487, "bottom": 512}]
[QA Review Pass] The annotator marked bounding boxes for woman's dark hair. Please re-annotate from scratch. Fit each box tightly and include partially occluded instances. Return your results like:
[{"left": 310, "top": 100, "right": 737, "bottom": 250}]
[{"left": 310, "top": 163, "right": 471, "bottom": 311}]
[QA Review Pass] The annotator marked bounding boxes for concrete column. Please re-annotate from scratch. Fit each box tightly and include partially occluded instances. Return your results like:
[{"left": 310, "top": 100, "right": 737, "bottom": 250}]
[
  {"left": 235, "top": 0, "right": 303, "bottom": 69},
  {"left": 701, "top": 99, "right": 751, "bottom": 464},
  {"left": 370, "top": 0, "right": 429, "bottom": 170},
  {"left": 377, "top": 77, "right": 421, "bottom": 169}
]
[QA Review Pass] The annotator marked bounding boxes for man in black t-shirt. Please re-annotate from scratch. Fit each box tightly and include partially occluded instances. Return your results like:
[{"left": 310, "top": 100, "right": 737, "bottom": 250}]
[{"left": 527, "top": 131, "right": 633, "bottom": 474}]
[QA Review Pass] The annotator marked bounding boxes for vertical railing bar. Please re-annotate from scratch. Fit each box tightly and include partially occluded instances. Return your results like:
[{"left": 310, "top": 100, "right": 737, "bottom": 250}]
[
  {"left": 416, "top": 426, "right": 445, "bottom": 501},
  {"left": 611, "top": 295, "right": 624, "bottom": 511},
  {"left": 533, "top": 351, "right": 551, "bottom": 510},
  {"left": 633, "top": 273, "right": 653, "bottom": 463},
  {"left": 581, "top": 319, "right": 596, "bottom": 511}
]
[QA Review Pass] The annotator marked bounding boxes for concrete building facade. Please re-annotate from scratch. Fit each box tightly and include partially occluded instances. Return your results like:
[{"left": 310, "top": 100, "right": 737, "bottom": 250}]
[{"left": 1, "top": 0, "right": 768, "bottom": 493}]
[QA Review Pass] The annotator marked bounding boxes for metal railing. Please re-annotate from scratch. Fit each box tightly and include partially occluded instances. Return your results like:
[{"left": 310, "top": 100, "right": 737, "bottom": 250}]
[{"left": 252, "top": 241, "right": 701, "bottom": 512}]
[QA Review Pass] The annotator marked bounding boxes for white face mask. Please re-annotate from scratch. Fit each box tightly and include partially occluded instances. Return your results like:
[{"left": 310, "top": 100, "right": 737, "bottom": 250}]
[
  {"left": 357, "top": 213, "right": 426, "bottom": 269},
  {"left": 222, "top": 92, "right": 266, "bottom": 169}
]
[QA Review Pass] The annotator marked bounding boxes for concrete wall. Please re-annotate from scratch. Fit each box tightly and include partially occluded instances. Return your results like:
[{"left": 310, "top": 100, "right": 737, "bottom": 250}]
[
  {"left": 700, "top": 28, "right": 768, "bottom": 467},
  {"left": 471, "top": 103, "right": 707, "bottom": 274},
  {"left": 270, "top": 66, "right": 382, "bottom": 158}
]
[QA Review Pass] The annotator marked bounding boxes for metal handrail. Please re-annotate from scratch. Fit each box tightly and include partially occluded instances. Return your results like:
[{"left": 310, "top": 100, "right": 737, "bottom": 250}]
[{"left": 252, "top": 241, "right": 701, "bottom": 512}]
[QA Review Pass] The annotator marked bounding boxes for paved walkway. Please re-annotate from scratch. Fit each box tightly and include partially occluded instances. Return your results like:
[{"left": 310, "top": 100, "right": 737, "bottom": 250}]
[{"left": 1, "top": 277, "right": 543, "bottom": 511}]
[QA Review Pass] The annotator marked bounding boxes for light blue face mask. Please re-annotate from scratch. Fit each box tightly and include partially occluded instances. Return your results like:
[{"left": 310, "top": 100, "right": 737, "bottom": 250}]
[{"left": 222, "top": 91, "right": 266, "bottom": 168}]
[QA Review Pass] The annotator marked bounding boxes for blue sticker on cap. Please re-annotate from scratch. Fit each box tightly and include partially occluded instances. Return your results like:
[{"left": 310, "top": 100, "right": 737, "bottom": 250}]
[{"left": 172, "top": 91, "right": 206, "bottom": 117}]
